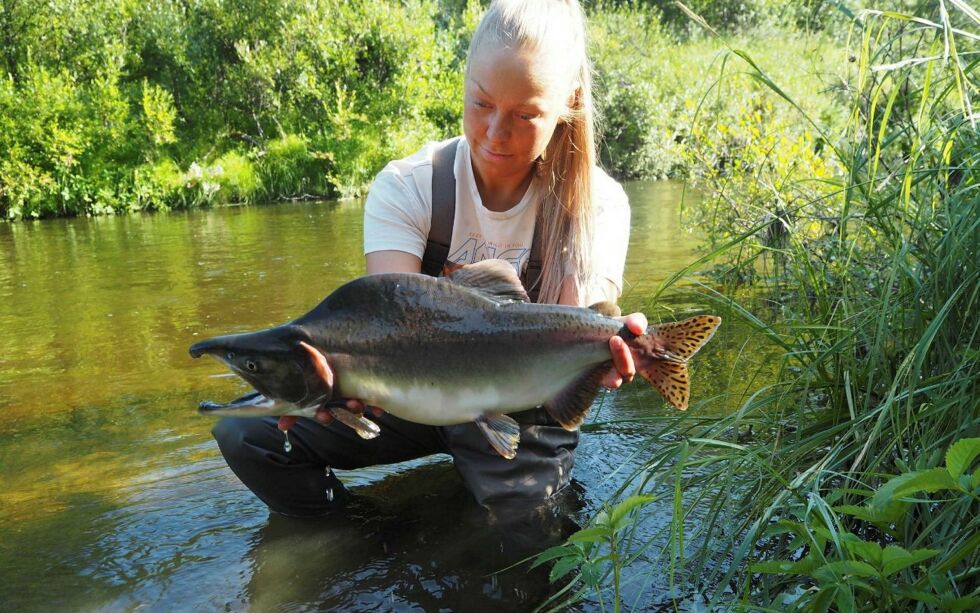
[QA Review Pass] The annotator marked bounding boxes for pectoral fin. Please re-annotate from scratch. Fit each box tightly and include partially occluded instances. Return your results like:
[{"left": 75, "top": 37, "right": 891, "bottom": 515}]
[
  {"left": 543, "top": 364, "right": 608, "bottom": 430},
  {"left": 475, "top": 414, "right": 521, "bottom": 459},
  {"left": 328, "top": 407, "right": 381, "bottom": 439}
]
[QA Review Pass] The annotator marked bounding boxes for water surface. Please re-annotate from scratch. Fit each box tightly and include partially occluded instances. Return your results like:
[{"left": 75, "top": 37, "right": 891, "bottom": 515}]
[{"left": 0, "top": 181, "right": 757, "bottom": 610}]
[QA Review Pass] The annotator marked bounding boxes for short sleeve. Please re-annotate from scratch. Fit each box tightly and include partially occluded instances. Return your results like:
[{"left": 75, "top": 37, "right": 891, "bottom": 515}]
[{"left": 363, "top": 163, "right": 431, "bottom": 258}]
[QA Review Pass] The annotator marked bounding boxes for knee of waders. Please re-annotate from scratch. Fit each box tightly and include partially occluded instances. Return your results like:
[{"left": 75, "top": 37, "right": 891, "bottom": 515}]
[{"left": 211, "top": 416, "right": 269, "bottom": 461}]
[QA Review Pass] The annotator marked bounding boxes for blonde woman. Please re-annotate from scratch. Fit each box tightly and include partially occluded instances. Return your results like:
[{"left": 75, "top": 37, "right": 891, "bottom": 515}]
[{"left": 213, "top": 0, "right": 645, "bottom": 515}]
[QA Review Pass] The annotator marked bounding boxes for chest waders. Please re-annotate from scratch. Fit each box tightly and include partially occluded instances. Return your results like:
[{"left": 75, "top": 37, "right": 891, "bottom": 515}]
[{"left": 210, "top": 139, "right": 579, "bottom": 516}]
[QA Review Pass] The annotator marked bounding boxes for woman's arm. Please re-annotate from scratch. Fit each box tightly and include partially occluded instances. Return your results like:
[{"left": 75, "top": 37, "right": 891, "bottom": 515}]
[{"left": 366, "top": 250, "right": 422, "bottom": 275}]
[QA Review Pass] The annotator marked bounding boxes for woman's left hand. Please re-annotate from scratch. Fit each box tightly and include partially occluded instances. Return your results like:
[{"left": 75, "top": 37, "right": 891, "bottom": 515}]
[{"left": 602, "top": 312, "right": 647, "bottom": 389}]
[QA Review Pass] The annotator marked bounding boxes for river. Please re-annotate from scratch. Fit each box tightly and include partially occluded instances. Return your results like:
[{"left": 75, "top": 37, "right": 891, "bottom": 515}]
[{"left": 0, "top": 180, "right": 743, "bottom": 611}]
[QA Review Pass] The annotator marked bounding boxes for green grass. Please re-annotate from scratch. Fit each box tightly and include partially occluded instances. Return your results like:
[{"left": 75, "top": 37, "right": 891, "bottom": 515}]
[{"left": 535, "top": 4, "right": 979, "bottom": 611}]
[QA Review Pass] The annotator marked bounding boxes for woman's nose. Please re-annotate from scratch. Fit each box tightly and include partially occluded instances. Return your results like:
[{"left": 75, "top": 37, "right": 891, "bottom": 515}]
[{"left": 486, "top": 112, "right": 511, "bottom": 143}]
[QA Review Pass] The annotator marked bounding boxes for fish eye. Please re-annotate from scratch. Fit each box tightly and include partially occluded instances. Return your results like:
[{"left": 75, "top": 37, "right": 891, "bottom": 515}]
[{"left": 245, "top": 360, "right": 258, "bottom": 372}]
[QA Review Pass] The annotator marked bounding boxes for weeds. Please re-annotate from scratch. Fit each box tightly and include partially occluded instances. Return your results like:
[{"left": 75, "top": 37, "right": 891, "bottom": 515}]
[{"left": 535, "top": 3, "right": 979, "bottom": 610}]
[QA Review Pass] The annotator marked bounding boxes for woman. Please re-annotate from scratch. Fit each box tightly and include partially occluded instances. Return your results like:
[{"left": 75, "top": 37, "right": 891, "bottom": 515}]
[{"left": 213, "top": 0, "right": 645, "bottom": 516}]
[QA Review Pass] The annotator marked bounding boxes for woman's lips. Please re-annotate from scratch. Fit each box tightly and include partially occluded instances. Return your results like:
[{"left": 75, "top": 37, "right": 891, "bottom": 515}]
[{"left": 481, "top": 146, "right": 512, "bottom": 162}]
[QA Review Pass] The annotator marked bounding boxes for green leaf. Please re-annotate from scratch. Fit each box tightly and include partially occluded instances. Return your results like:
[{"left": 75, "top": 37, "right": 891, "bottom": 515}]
[
  {"left": 972, "top": 466, "right": 980, "bottom": 490},
  {"left": 835, "top": 584, "right": 857, "bottom": 613},
  {"left": 813, "top": 560, "right": 878, "bottom": 581},
  {"left": 567, "top": 526, "right": 608, "bottom": 545},
  {"left": 872, "top": 468, "right": 959, "bottom": 510},
  {"left": 893, "top": 587, "right": 940, "bottom": 605},
  {"left": 946, "top": 438, "right": 980, "bottom": 479},
  {"left": 609, "top": 495, "right": 656, "bottom": 532},
  {"left": 836, "top": 501, "right": 908, "bottom": 524},
  {"left": 750, "top": 560, "right": 805, "bottom": 575},
  {"left": 530, "top": 544, "right": 580, "bottom": 569},
  {"left": 942, "top": 594, "right": 980, "bottom": 612},
  {"left": 881, "top": 546, "right": 938, "bottom": 577},
  {"left": 841, "top": 533, "right": 883, "bottom": 567},
  {"left": 549, "top": 556, "right": 581, "bottom": 583}
]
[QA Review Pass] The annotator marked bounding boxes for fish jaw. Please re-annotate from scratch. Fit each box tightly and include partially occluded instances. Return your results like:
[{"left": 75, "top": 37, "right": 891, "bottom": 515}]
[
  {"left": 189, "top": 325, "right": 331, "bottom": 409},
  {"left": 197, "top": 392, "right": 318, "bottom": 417}
]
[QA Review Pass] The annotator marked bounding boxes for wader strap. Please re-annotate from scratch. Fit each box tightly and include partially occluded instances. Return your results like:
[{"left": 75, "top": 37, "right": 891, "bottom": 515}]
[
  {"left": 422, "top": 139, "right": 459, "bottom": 278},
  {"left": 424, "top": 137, "right": 543, "bottom": 303},
  {"left": 523, "top": 221, "right": 543, "bottom": 303}
]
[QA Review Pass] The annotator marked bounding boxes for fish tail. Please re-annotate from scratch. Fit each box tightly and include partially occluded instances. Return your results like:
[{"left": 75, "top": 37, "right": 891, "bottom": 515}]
[{"left": 626, "top": 315, "right": 721, "bottom": 410}]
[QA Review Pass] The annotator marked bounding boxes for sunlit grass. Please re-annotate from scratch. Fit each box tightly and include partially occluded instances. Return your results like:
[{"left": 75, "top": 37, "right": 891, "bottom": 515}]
[{"left": 536, "top": 3, "right": 979, "bottom": 610}]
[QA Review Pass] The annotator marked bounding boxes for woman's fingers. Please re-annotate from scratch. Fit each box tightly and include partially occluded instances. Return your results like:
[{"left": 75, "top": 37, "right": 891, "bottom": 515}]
[
  {"left": 277, "top": 416, "right": 300, "bottom": 431},
  {"left": 622, "top": 312, "right": 647, "bottom": 335},
  {"left": 602, "top": 312, "right": 648, "bottom": 389}
]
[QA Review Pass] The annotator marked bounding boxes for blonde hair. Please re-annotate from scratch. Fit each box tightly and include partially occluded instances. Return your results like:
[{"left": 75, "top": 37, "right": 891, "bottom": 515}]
[{"left": 467, "top": 0, "right": 596, "bottom": 304}]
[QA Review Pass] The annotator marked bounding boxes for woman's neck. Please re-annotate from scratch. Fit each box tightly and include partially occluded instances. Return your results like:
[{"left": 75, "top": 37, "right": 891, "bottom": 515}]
[{"left": 471, "top": 161, "right": 535, "bottom": 213}]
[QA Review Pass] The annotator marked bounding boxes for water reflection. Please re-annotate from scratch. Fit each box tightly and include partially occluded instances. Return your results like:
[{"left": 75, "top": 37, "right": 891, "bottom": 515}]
[{"left": 242, "top": 464, "right": 583, "bottom": 611}]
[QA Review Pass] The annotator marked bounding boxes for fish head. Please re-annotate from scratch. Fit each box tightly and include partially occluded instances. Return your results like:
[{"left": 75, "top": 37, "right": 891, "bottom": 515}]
[{"left": 189, "top": 325, "right": 329, "bottom": 409}]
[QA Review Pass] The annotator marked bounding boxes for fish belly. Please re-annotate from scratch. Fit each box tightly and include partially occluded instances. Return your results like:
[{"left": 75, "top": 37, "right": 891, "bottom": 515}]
[{"left": 338, "top": 343, "right": 608, "bottom": 426}]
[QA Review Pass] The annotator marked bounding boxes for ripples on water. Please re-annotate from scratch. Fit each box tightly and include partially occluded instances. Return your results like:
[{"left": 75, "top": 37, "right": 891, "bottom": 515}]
[{"left": 0, "top": 183, "right": 756, "bottom": 610}]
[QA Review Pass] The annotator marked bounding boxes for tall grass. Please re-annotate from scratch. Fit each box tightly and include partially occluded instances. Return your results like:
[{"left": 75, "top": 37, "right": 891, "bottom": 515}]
[{"left": 536, "top": 4, "right": 979, "bottom": 611}]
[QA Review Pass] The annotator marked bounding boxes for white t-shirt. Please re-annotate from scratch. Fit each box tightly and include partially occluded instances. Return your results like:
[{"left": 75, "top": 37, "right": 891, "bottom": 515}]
[{"left": 364, "top": 137, "right": 630, "bottom": 305}]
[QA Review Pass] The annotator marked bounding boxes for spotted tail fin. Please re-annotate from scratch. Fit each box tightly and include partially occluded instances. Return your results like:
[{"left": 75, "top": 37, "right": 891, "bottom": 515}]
[{"left": 628, "top": 315, "right": 721, "bottom": 410}]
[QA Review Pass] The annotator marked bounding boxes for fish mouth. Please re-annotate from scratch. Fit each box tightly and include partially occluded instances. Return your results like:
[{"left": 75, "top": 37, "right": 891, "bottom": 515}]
[{"left": 198, "top": 391, "right": 304, "bottom": 416}]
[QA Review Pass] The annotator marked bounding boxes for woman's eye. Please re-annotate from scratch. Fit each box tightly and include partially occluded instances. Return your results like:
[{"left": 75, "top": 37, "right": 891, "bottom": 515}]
[
  {"left": 519, "top": 113, "right": 535, "bottom": 121},
  {"left": 475, "top": 100, "right": 490, "bottom": 108},
  {"left": 245, "top": 360, "right": 258, "bottom": 372}
]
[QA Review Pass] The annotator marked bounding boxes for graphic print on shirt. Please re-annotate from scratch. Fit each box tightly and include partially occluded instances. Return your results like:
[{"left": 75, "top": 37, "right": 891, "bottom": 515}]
[{"left": 445, "top": 235, "right": 530, "bottom": 278}]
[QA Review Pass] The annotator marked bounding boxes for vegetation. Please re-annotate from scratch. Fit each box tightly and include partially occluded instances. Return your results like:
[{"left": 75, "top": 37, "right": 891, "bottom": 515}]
[
  {"left": 0, "top": 0, "right": 846, "bottom": 219},
  {"left": 4, "top": 0, "right": 976, "bottom": 610},
  {"left": 537, "top": 2, "right": 979, "bottom": 611}
]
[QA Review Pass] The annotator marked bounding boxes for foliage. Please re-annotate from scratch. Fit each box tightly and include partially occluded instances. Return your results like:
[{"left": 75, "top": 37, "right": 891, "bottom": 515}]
[
  {"left": 1, "top": 0, "right": 854, "bottom": 219},
  {"left": 535, "top": 2, "right": 979, "bottom": 610}
]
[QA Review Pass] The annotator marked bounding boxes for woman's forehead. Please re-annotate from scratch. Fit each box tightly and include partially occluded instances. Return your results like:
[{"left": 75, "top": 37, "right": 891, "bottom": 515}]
[{"left": 467, "top": 45, "right": 574, "bottom": 105}]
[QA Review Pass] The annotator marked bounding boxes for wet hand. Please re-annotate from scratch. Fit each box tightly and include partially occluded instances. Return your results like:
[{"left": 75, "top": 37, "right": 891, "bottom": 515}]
[{"left": 602, "top": 312, "right": 647, "bottom": 389}]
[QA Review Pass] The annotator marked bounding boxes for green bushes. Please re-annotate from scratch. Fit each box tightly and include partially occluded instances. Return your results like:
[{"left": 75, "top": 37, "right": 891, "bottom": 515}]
[
  {"left": 0, "top": 0, "right": 853, "bottom": 220},
  {"left": 0, "top": 0, "right": 472, "bottom": 219}
]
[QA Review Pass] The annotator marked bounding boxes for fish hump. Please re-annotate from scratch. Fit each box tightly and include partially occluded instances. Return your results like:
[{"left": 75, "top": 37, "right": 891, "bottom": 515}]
[
  {"left": 544, "top": 364, "right": 608, "bottom": 430},
  {"left": 445, "top": 259, "right": 529, "bottom": 303}
]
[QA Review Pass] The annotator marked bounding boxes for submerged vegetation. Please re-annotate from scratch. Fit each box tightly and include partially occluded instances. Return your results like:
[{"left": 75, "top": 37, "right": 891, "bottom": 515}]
[{"left": 537, "top": 3, "right": 980, "bottom": 611}]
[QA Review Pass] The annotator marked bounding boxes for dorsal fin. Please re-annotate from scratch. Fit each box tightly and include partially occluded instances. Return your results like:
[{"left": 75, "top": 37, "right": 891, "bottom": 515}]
[
  {"left": 543, "top": 364, "right": 608, "bottom": 430},
  {"left": 588, "top": 301, "right": 621, "bottom": 317},
  {"left": 445, "top": 259, "right": 529, "bottom": 303}
]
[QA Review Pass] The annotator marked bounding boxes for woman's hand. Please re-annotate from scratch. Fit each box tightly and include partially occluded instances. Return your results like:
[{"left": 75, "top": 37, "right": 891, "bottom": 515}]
[{"left": 602, "top": 312, "right": 647, "bottom": 389}]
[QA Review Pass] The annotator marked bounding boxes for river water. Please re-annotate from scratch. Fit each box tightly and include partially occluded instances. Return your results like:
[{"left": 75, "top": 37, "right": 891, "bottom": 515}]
[{"left": 0, "top": 181, "right": 745, "bottom": 611}]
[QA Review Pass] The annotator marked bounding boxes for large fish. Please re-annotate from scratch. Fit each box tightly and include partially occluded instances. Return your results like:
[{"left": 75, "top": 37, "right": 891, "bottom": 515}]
[{"left": 190, "top": 260, "right": 720, "bottom": 458}]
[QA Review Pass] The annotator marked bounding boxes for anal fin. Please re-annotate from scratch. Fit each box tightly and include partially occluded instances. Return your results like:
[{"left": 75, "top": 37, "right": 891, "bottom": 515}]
[
  {"left": 475, "top": 414, "right": 521, "bottom": 459},
  {"left": 543, "top": 364, "right": 608, "bottom": 431},
  {"left": 329, "top": 407, "right": 381, "bottom": 439}
]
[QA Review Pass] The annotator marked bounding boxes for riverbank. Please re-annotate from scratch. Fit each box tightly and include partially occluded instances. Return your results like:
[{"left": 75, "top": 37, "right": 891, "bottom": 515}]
[{"left": 0, "top": 1, "right": 843, "bottom": 220}]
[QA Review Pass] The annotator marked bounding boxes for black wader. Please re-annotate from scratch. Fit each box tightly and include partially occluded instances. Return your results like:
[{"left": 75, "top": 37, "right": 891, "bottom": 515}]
[{"left": 212, "top": 139, "right": 580, "bottom": 516}]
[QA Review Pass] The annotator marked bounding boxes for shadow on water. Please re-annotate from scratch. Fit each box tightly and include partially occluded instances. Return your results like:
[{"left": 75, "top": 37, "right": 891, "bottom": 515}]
[
  {"left": 0, "top": 182, "right": 771, "bottom": 610},
  {"left": 241, "top": 464, "right": 584, "bottom": 612}
]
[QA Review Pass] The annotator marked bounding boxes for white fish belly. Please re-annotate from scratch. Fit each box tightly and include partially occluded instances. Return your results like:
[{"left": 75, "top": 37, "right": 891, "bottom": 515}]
[{"left": 343, "top": 373, "right": 574, "bottom": 426}]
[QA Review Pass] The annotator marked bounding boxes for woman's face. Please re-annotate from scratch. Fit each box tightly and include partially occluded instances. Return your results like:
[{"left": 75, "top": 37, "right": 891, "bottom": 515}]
[{"left": 464, "top": 45, "right": 571, "bottom": 190}]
